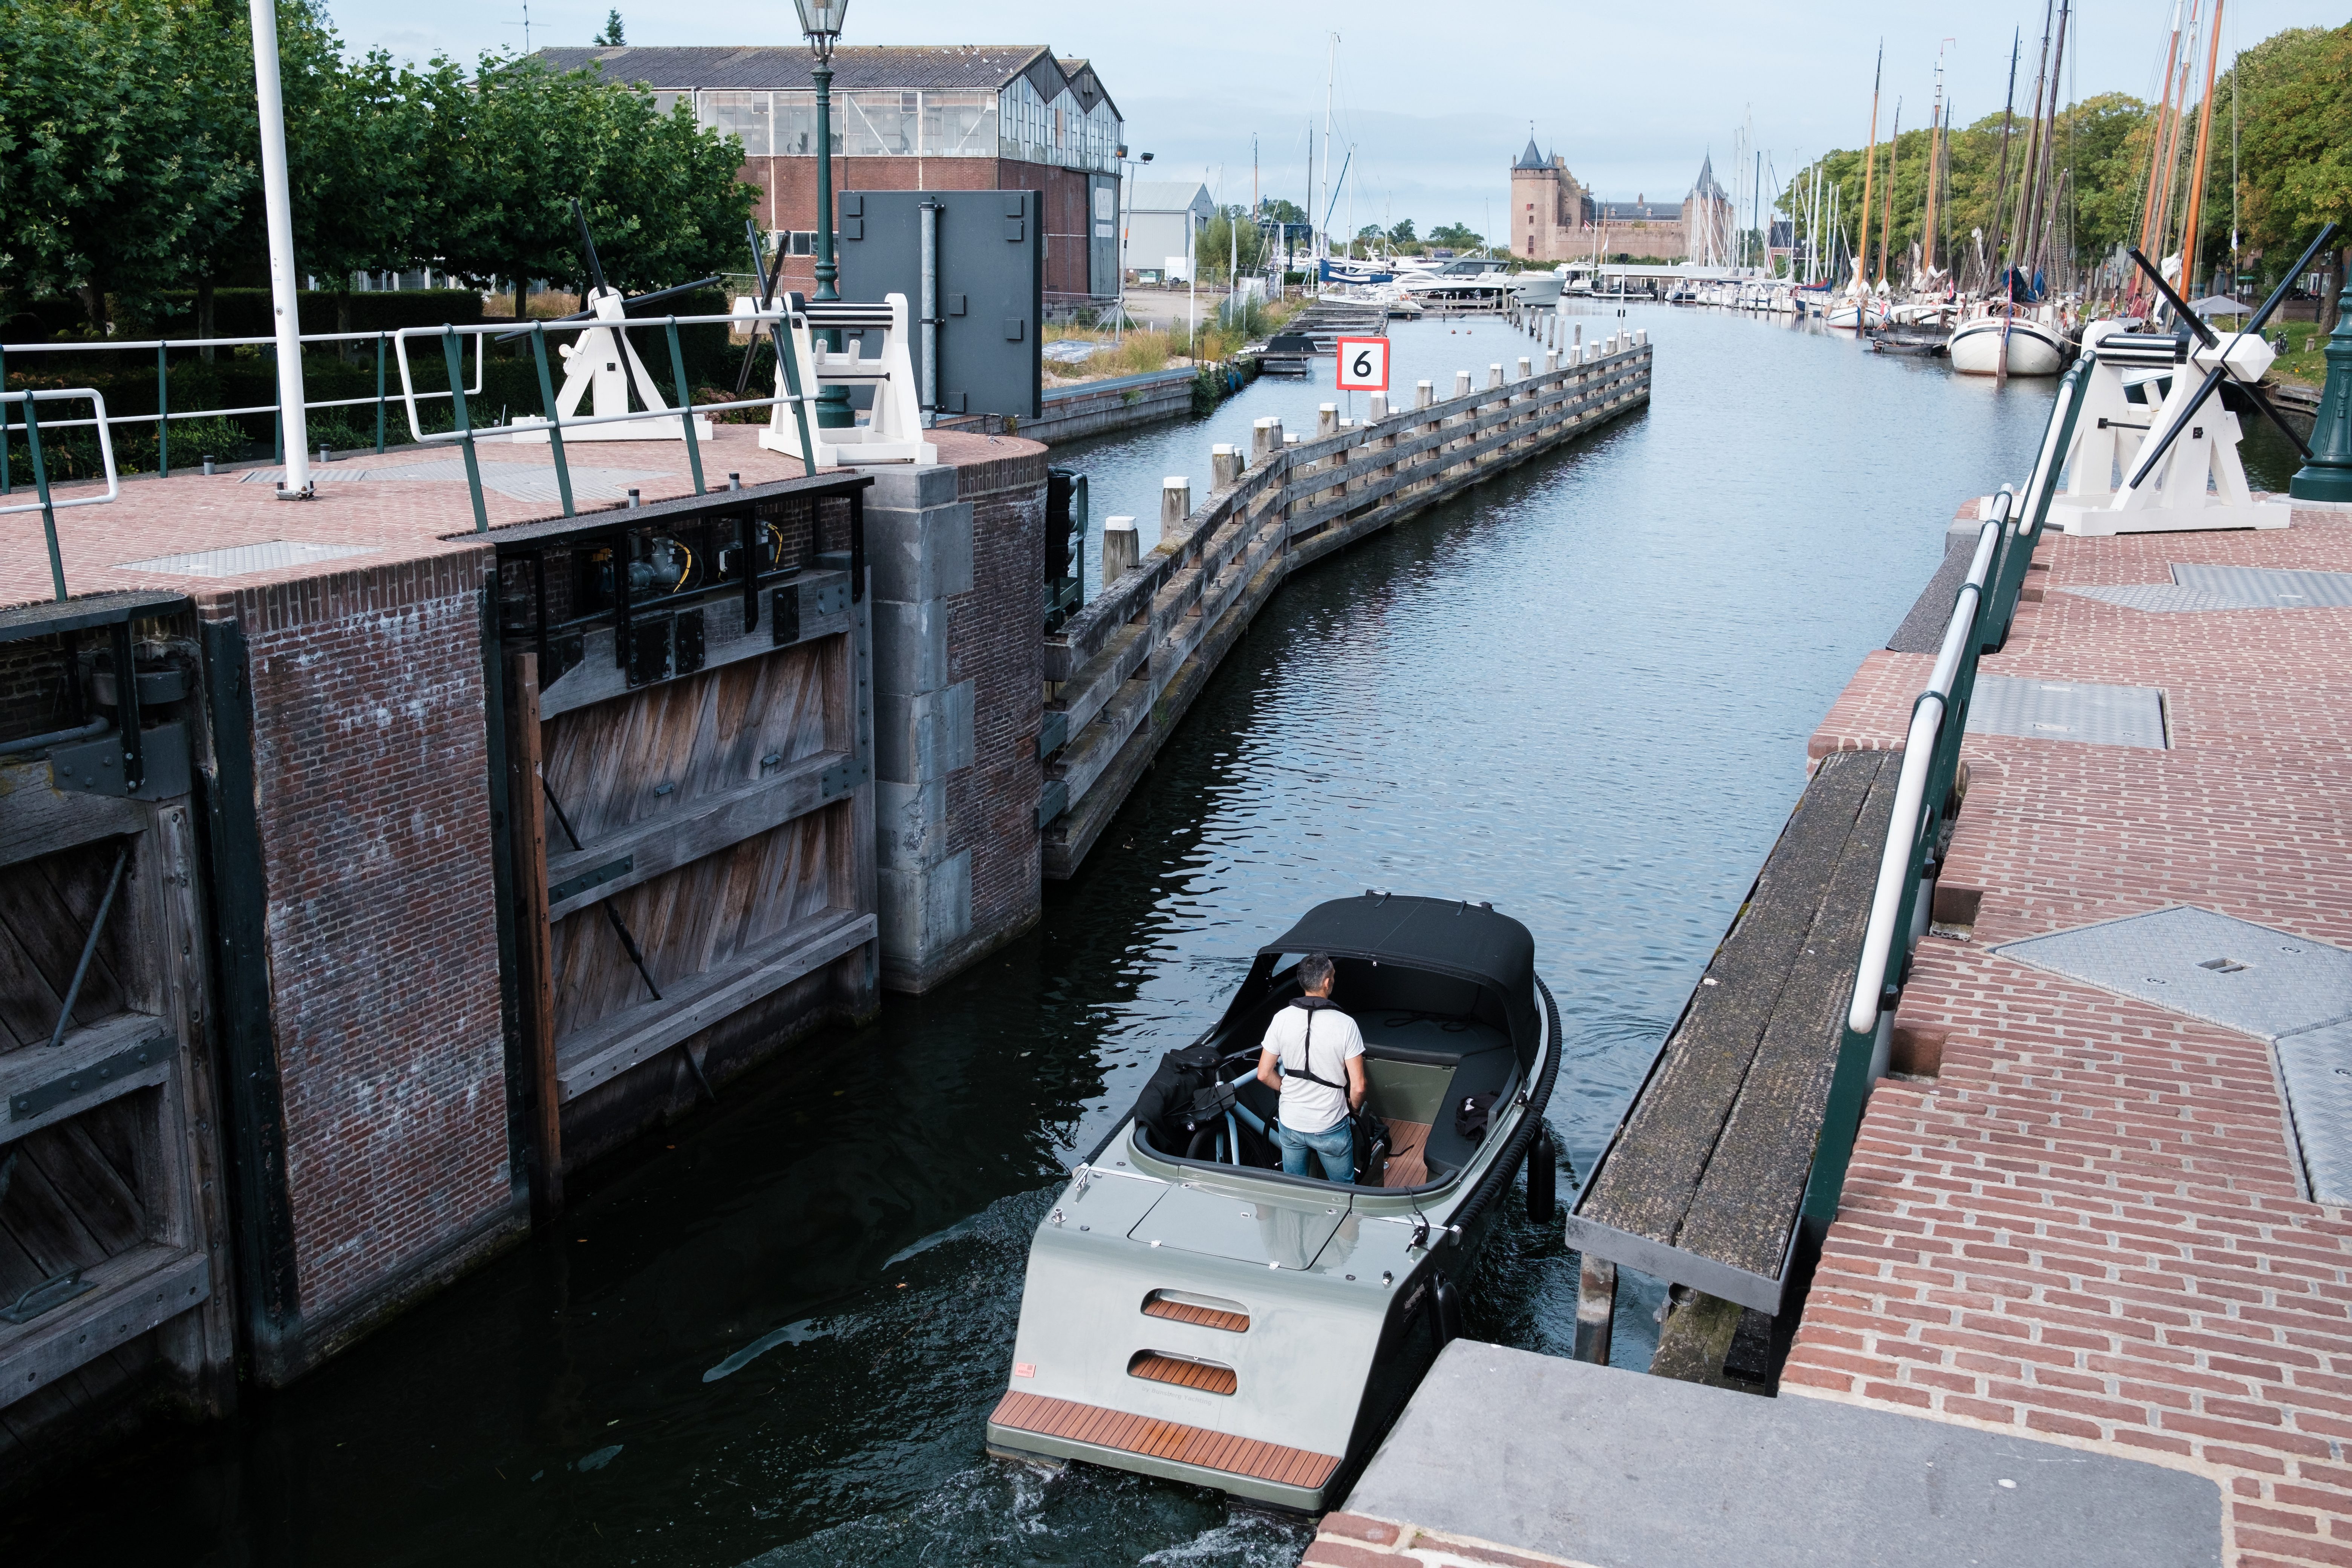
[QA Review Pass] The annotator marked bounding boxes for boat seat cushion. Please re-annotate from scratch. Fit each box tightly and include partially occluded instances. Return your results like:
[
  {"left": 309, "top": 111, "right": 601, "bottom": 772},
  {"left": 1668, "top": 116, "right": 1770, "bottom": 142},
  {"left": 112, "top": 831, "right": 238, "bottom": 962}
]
[{"left": 1416, "top": 1045, "right": 1520, "bottom": 1177}]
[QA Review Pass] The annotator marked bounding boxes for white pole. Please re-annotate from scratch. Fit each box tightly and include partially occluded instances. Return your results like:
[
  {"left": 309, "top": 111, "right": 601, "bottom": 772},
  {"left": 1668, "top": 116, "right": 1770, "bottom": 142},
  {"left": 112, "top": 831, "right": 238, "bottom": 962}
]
[{"left": 250, "top": 0, "right": 311, "bottom": 497}]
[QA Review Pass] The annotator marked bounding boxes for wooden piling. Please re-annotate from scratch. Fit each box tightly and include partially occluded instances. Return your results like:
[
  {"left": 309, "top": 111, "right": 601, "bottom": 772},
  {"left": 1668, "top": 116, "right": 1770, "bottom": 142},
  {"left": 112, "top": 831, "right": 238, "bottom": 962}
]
[
  {"left": 1454, "top": 371, "right": 1472, "bottom": 399},
  {"left": 1487, "top": 364, "right": 1505, "bottom": 389},
  {"left": 1102, "top": 516, "right": 1139, "bottom": 584},
  {"left": 505, "top": 649, "right": 561, "bottom": 1220},
  {"left": 1368, "top": 391, "right": 1388, "bottom": 421},
  {"left": 1251, "top": 417, "right": 1275, "bottom": 462},
  {"left": 1317, "top": 403, "right": 1339, "bottom": 439},
  {"left": 1517, "top": 357, "right": 1532, "bottom": 380},
  {"left": 1574, "top": 1256, "right": 1617, "bottom": 1364},
  {"left": 1211, "top": 444, "right": 1241, "bottom": 489},
  {"left": 1416, "top": 380, "right": 1435, "bottom": 410},
  {"left": 1161, "top": 478, "right": 1191, "bottom": 541}
]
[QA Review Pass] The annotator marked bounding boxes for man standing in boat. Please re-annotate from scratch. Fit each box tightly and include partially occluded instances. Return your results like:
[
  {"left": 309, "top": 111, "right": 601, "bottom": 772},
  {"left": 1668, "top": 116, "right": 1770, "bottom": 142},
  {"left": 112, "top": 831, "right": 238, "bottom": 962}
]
[{"left": 1255, "top": 954, "right": 1368, "bottom": 1182}]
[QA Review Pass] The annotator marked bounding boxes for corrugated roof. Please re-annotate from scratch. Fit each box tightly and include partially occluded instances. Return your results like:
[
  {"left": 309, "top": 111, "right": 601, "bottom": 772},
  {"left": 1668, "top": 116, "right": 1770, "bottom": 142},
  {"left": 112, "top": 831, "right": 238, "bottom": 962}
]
[{"left": 535, "top": 44, "right": 1101, "bottom": 97}]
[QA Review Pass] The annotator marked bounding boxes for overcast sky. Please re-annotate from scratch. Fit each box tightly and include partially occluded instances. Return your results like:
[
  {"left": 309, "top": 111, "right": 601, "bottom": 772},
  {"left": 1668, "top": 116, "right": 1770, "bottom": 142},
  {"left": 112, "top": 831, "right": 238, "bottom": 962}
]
[{"left": 325, "top": 0, "right": 2338, "bottom": 235}]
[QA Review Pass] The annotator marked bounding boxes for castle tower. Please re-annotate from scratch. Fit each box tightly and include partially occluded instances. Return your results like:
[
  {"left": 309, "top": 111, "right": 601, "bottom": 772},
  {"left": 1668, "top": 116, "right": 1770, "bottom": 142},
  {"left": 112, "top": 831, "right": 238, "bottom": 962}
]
[
  {"left": 1682, "top": 153, "right": 1735, "bottom": 266},
  {"left": 1510, "top": 133, "right": 1585, "bottom": 261}
]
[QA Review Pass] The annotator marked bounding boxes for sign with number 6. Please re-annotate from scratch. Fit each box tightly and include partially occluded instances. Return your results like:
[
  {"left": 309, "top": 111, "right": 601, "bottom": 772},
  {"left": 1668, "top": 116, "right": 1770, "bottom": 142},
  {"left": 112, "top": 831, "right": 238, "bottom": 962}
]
[{"left": 1335, "top": 336, "right": 1390, "bottom": 392}]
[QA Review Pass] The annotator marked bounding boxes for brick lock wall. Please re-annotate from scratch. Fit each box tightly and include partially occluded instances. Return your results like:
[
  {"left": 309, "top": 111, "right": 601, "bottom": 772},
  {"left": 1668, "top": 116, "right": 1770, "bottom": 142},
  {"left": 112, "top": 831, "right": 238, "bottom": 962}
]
[
  {"left": 202, "top": 551, "right": 516, "bottom": 1328},
  {"left": 949, "top": 445, "right": 1047, "bottom": 957}
]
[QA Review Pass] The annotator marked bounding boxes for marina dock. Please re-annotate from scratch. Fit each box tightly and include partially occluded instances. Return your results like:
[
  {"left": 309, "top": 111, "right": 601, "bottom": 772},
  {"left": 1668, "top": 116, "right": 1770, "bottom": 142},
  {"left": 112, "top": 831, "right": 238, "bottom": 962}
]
[{"left": 1303, "top": 486, "right": 2352, "bottom": 1566}]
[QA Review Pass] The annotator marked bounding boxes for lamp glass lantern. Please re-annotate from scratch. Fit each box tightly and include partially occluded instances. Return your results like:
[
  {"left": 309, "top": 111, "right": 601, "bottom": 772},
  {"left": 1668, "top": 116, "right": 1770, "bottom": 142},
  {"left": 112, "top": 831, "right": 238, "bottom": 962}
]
[{"left": 792, "top": 0, "right": 846, "bottom": 52}]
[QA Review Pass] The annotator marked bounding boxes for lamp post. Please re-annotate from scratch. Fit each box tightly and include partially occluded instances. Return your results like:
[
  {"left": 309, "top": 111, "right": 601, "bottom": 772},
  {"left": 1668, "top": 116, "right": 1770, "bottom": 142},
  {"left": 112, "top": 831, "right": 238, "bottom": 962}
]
[
  {"left": 794, "top": 0, "right": 852, "bottom": 430},
  {"left": 2291, "top": 265, "right": 2352, "bottom": 505}
]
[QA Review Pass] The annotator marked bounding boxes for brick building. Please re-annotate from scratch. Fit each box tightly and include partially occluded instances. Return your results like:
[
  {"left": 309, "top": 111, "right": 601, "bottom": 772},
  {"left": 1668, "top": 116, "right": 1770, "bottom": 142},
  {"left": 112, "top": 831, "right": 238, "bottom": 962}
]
[
  {"left": 539, "top": 44, "right": 1124, "bottom": 304},
  {"left": 1510, "top": 139, "right": 1737, "bottom": 264}
]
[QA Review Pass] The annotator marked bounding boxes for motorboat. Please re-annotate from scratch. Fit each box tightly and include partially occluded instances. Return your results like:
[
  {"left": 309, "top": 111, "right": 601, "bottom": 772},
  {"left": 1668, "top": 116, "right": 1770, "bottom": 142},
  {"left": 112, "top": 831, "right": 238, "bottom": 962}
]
[
  {"left": 1399, "top": 257, "right": 1516, "bottom": 308},
  {"left": 986, "top": 893, "right": 1561, "bottom": 1511},
  {"left": 1509, "top": 271, "right": 1565, "bottom": 307},
  {"left": 1947, "top": 305, "right": 2068, "bottom": 376}
]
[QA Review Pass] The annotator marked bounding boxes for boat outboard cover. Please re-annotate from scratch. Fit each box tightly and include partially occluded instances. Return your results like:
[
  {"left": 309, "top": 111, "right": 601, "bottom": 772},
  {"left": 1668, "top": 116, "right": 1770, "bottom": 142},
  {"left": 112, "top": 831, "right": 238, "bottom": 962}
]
[{"left": 1129, "top": 1043, "right": 1223, "bottom": 1152}]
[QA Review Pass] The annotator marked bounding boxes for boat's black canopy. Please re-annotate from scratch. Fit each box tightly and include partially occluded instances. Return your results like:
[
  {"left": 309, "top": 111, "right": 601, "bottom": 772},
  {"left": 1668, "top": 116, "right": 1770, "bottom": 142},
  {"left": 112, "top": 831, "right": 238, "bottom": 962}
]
[{"left": 1222, "top": 893, "right": 1541, "bottom": 1065}]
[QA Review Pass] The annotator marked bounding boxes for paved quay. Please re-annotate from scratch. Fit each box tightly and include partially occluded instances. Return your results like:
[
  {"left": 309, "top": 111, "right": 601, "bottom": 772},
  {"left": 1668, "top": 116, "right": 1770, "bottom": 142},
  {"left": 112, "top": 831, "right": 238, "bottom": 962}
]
[
  {"left": 1790, "top": 500, "right": 2352, "bottom": 1566},
  {"left": 1304, "top": 499, "right": 2352, "bottom": 1567}
]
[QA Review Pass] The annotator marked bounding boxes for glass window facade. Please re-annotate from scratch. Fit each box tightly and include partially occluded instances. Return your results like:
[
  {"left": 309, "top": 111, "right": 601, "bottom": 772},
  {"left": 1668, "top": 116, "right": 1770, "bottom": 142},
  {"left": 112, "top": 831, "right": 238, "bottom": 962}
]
[{"left": 690, "top": 81, "right": 1118, "bottom": 170}]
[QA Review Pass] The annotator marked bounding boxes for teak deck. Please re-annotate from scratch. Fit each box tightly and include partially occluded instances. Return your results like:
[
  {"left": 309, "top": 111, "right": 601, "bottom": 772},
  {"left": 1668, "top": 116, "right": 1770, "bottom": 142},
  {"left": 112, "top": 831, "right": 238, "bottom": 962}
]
[
  {"left": 1568, "top": 747, "right": 1899, "bottom": 1309},
  {"left": 991, "top": 1389, "right": 1340, "bottom": 1490},
  {"left": 1141, "top": 1296, "right": 1250, "bottom": 1333},
  {"left": 1380, "top": 1119, "right": 1432, "bottom": 1188},
  {"left": 1129, "top": 1351, "right": 1238, "bottom": 1395}
]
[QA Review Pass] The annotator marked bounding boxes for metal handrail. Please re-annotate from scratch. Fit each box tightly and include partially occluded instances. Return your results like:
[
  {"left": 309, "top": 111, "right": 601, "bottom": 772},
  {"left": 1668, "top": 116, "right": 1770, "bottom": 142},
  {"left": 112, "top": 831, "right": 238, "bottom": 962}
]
[
  {"left": 1, "top": 387, "right": 121, "bottom": 602},
  {"left": 1844, "top": 501, "right": 2005, "bottom": 1034},
  {"left": 1841, "top": 351, "right": 2095, "bottom": 1037}
]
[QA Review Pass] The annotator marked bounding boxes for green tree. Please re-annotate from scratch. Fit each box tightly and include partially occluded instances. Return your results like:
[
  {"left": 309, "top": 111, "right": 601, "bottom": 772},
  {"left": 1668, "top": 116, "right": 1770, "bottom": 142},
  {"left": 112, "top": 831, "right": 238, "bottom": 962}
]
[
  {"left": 1387, "top": 217, "right": 1417, "bottom": 243},
  {"left": 1429, "top": 222, "right": 1482, "bottom": 250},
  {"left": 0, "top": 0, "right": 254, "bottom": 329},
  {"left": 595, "top": 9, "right": 623, "bottom": 46}
]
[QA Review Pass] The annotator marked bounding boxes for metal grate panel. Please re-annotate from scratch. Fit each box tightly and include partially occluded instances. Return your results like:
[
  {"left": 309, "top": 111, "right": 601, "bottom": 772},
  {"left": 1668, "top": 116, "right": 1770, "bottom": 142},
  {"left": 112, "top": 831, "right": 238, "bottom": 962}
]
[
  {"left": 2277, "top": 1023, "right": 2352, "bottom": 1207},
  {"left": 1965, "top": 674, "right": 2167, "bottom": 749},
  {"left": 2001, "top": 907, "right": 2352, "bottom": 1207},
  {"left": 1997, "top": 906, "right": 2352, "bottom": 1041},
  {"left": 115, "top": 540, "right": 379, "bottom": 577},
  {"left": 2062, "top": 564, "right": 2352, "bottom": 614}
]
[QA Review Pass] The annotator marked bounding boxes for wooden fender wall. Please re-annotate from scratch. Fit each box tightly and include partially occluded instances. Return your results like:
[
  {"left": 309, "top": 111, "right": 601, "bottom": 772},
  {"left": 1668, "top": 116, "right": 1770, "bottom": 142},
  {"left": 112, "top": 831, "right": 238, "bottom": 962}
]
[{"left": 1040, "top": 339, "right": 1654, "bottom": 877}]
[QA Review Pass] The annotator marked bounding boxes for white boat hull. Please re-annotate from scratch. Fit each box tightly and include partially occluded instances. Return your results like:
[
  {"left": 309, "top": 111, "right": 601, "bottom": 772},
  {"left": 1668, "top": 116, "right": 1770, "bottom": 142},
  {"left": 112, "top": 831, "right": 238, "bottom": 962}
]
[
  {"left": 1823, "top": 301, "right": 1887, "bottom": 329},
  {"left": 1948, "top": 317, "right": 2065, "bottom": 376}
]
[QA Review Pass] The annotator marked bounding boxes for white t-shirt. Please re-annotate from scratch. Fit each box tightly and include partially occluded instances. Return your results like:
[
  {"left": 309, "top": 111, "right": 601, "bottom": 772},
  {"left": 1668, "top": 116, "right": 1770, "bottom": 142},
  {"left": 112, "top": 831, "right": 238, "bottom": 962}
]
[{"left": 1262, "top": 1001, "right": 1364, "bottom": 1135}]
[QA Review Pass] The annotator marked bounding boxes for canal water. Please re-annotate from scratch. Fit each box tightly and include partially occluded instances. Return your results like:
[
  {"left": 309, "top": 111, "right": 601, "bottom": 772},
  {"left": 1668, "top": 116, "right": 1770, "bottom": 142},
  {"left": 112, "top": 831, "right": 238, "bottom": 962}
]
[{"left": 16, "top": 308, "right": 2302, "bottom": 1567}]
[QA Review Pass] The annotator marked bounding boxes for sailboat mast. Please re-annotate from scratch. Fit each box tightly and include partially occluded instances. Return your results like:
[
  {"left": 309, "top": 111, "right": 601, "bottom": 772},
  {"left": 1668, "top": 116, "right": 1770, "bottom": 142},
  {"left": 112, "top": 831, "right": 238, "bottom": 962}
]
[
  {"left": 2026, "top": 1, "right": 2072, "bottom": 286},
  {"left": 2179, "top": 0, "right": 2226, "bottom": 297},
  {"left": 1922, "top": 44, "right": 1948, "bottom": 280},
  {"left": 1877, "top": 99, "right": 1899, "bottom": 290},
  {"left": 2010, "top": 0, "right": 2055, "bottom": 292},
  {"left": 1986, "top": 32, "right": 2021, "bottom": 295},
  {"left": 1856, "top": 44, "right": 1881, "bottom": 292},
  {"left": 1320, "top": 33, "right": 1337, "bottom": 262}
]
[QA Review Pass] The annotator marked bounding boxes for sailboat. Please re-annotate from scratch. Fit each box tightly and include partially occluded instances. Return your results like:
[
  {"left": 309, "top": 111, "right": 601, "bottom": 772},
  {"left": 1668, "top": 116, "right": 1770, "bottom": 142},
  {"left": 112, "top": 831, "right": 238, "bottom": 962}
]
[{"left": 1948, "top": 5, "right": 2074, "bottom": 377}]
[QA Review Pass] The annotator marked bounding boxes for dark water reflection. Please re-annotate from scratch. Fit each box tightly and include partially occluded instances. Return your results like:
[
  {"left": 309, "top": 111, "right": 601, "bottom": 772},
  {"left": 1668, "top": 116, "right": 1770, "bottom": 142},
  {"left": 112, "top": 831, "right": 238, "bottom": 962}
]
[{"left": 10, "top": 307, "right": 2182, "bottom": 1567}]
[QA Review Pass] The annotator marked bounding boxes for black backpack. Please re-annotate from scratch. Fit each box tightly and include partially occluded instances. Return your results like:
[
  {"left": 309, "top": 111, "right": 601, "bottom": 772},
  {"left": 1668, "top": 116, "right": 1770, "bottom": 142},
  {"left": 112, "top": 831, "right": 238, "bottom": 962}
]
[
  {"left": 1130, "top": 1043, "right": 1223, "bottom": 1153},
  {"left": 1454, "top": 1092, "right": 1499, "bottom": 1144}
]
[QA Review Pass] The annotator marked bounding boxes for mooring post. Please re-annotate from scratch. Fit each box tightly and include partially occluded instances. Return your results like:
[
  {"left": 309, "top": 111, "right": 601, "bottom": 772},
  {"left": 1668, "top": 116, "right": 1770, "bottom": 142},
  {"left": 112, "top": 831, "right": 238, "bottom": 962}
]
[
  {"left": 1211, "top": 443, "right": 1240, "bottom": 488},
  {"left": 1317, "top": 403, "right": 1338, "bottom": 439},
  {"left": 1574, "top": 1256, "right": 1617, "bottom": 1364},
  {"left": 1575, "top": 323, "right": 1584, "bottom": 355},
  {"left": 1103, "top": 516, "right": 1139, "bottom": 585},
  {"left": 1517, "top": 356, "right": 1532, "bottom": 380},
  {"left": 1454, "top": 371, "right": 1472, "bottom": 399},
  {"left": 1488, "top": 363, "right": 1505, "bottom": 389},
  {"left": 1161, "top": 476, "right": 1190, "bottom": 542},
  {"left": 1416, "top": 379, "right": 1435, "bottom": 410},
  {"left": 1545, "top": 349, "right": 1560, "bottom": 373},
  {"left": 1251, "top": 416, "right": 1274, "bottom": 462},
  {"left": 1368, "top": 391, "right": 1388, "bottom": 421}
]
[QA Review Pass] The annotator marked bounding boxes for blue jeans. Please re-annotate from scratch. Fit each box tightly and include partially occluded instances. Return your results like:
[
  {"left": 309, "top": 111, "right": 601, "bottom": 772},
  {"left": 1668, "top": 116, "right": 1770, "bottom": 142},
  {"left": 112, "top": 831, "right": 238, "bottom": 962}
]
[{"left": 1279, "top": 1118, "right": 1354, "bottom": 1184}]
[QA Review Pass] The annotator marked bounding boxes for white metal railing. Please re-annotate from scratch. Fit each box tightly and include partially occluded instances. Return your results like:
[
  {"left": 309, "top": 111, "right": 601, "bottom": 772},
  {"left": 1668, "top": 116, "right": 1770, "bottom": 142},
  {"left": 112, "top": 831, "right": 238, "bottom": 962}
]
[
  {"left": 1844, "top": 494, "right": 2007, "bottom": 1035},
  {"left": 0, "top": 389, "right": 120, "bottom": 516}
]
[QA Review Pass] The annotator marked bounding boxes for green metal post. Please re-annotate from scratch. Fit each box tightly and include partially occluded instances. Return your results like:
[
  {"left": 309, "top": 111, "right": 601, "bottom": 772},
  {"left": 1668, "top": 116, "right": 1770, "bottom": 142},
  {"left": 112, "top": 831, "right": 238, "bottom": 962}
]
[
  {"left": 812, "top": 57, "right": 851, "bottom": 430},
  {"left": 664, "top": 318, "right": 706, "bottom": 496},
  {"left": 157, "top": 343, "right": 170, "bottom": 478},
  {"left": 269, "top": 343, "right": 283, "bottom": 463},
  {"left": 375, "top": 334, "right": 387, "bottom": 453},
  {"left": 443, "top": 329, "right": 490, "bottom": 534},
  {"left": 769, "top": 312, "right": 818, "bottom": 473},
  {"left": 528, "top": 325, "right": 576, "bottom": 518},
  {"left": 23, "top": 399, "right": 66, "bottom": 602},
  {"left": 2291, "top": 268, "right": 2352, "bottom": 503},
  {"left": 1, "top": 345, "right": 11, "bottom": 494}
]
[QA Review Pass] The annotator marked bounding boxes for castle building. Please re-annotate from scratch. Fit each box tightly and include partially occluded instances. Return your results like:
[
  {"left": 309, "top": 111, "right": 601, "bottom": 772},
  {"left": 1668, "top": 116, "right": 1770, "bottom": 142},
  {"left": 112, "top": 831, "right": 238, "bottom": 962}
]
[{"left": 1510, "top": 139, "right": 1738, "bottom": 264}]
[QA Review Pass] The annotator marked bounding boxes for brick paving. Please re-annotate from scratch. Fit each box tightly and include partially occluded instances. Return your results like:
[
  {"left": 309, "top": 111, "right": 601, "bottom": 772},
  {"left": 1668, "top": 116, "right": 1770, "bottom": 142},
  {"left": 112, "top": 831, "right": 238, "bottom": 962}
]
[
  {"left": 0, "top": 426, "right": 1075, "bottom": 612},
  {"left": 1782, "top": 504, "right": 2352, "bottom": 1567}
]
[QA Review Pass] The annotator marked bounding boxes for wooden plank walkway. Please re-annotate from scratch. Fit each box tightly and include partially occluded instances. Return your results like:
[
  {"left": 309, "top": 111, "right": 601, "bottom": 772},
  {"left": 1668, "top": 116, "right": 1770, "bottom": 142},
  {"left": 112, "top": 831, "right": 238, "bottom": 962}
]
[
  {"left": 989, "top": 1389, "right": 1339, "bottom": 1490},
  {"left": 1568, "top": 747, "right": 1900, "bottom": 1311}
]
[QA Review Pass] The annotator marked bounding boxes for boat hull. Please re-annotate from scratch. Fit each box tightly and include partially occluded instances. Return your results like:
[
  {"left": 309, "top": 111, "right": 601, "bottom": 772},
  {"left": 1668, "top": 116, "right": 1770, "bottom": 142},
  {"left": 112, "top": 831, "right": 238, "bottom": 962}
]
[
  {"left": 991, "top": 945, "right": 1558, "bottom": 1510},
  {"left": 1948, "top": 316, "right": 2065, "bottom": 376}
]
